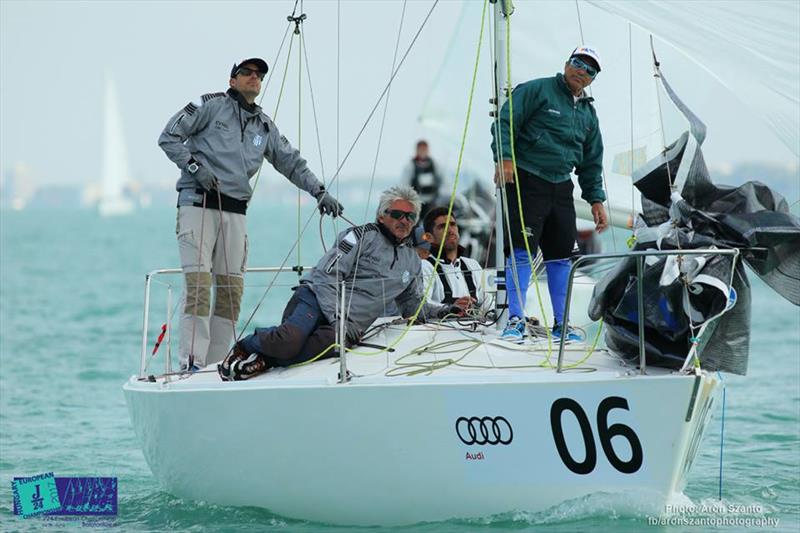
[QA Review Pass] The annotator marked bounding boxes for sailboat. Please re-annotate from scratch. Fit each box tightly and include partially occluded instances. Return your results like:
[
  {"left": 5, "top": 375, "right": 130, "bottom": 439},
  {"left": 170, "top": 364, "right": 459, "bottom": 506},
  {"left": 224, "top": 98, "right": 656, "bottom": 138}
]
[
  {"left": 98, "top": 74, "right": 135, "bottom": 217},
  {"left": 123, "top": 0, "right": 799, "bottom": 526}
]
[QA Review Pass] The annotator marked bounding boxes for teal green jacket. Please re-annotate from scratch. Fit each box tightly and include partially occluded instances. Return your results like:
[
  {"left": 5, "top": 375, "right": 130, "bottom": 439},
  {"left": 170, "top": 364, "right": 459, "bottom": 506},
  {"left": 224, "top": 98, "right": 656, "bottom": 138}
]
[{"left": 491, "top": 73, "right": 605, "bottom": 204}]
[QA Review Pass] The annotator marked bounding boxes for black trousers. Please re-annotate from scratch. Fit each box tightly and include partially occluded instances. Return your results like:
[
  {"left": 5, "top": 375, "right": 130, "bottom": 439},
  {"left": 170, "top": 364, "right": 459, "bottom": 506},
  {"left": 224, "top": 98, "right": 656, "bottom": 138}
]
[{"left": 503, "top": 168, "right": 578, "bottom": 261}]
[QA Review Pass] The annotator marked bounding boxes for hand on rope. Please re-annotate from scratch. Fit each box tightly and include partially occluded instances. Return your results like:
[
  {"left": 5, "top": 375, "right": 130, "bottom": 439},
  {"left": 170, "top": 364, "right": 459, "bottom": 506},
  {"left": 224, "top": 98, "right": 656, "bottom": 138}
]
[
  {"left": 314, "top": 187, "right": 344, "bottom": 217},
  {"left": 494, "top": 159, "right": 515, "bottom": 185},
  {"left": 591, "top": 202, "right": 609, "bottom": 233},
  {"left": 194, "top": 165, "right": 219, "bottom": 192},
  {"left": 438, "top": 296, "right": 475, "bottom": 318}
]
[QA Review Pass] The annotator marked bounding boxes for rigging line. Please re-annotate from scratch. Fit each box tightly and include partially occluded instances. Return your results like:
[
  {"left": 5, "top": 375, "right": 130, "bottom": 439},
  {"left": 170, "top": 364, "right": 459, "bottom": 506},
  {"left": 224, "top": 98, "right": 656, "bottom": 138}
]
[
  {"left": 187, "top": 192, "right": 208, "bottom": 370},
  {"left": 718, "top": 371, "right": 726, "bottom": 501},
  {"left": 574, "top": 0, "right": 585, "bottom": 44},
  {"left": 261, "top": 22, "right": 292, "bottom": 98},
  {"left": 650, "top": 35, "right": 674, "bottom": 192},
  {"left": 348, "top": 0, "right": 485, "bottom": 357},
  {"left": 482, "top": 7, "right": 499, "bottom": 274},
  {"left": 214, "top": 188, "right": 239, "bottom": 345},
  {"left": 319, "top": 0, "right": 441, "bottom": 196},
  {"left": 297, "top": 15, "right": 304, "bottom": 271},
  {"left": 300, "top": 31, "right": 327, "bottom": 184},
  {"left": 337, "top": 0, "right": 341, "bottom": 169},
  {"left": 346, "top": 0, "right": 408, "bottom": 322},
  {"left": 574, "top": 0, "right": 616, "bottom": 249},
  {"left": 251, "top": 20, "right": 294, "bottom": 198},
  {"left": 239, "top": 0, "right": 438, "bottom": 357},
  {"left": 502, "top": 8, "right": 553, "bottom": 345},
  {"left": 629, "top": 22, "right": 636, "bottom": 230},
  {"left": 363, "top": 0, "right": 407, "bottom": 221},
  {"left": 273, "top": 32, "right": 297, "bottom": 121},
  {"left": 301, "top": 31, "right": 337, "bottom": 255}
]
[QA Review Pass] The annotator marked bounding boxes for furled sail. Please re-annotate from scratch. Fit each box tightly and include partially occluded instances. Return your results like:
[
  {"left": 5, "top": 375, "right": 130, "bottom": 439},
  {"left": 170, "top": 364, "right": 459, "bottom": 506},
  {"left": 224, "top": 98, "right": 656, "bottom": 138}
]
[{"left": 589, "top": 67, "right": 800, "bottom": 375}]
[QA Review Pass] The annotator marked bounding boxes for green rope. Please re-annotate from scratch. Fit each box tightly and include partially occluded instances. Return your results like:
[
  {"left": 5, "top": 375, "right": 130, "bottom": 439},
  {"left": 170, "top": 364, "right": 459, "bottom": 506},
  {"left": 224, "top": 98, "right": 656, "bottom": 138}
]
[
  {"left": 349, "top": 0, "right": 489, "bottom": 357},
  {"left": 503, "top": 3, "right": 554, "bottom": 357}
]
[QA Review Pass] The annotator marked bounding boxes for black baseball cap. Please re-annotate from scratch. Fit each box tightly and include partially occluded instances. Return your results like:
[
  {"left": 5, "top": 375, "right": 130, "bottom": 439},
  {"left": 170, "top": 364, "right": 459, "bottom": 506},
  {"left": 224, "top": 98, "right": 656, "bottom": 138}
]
[{"left": 230, "top": 58, "right": 269, "bottom": 78}]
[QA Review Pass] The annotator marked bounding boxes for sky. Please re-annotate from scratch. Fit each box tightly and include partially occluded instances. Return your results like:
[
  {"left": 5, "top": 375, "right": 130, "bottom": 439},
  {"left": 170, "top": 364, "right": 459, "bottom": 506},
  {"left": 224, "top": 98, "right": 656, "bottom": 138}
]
[{"left": 1, "top": 0, "right": 798, "bottom": 192}]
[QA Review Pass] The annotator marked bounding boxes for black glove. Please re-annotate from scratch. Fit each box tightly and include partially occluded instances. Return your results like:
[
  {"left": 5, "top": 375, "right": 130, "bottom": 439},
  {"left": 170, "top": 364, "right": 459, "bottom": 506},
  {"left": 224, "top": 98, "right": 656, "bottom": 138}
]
[
  {"left": 437, "top": 304, "right": 464, "bottom": 319},
  {"left": 190, "top": 163, "right": 218, "bottom": 192},
  {"left": 315, "top": 188, "right": 344, "bottom": 217}
]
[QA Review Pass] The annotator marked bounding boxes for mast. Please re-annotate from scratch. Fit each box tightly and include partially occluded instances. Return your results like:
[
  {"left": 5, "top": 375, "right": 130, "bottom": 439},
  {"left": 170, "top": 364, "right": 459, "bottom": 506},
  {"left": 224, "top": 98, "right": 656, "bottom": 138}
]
[{"left": 491, "top": 0, "right": 513, "bottom": 329}]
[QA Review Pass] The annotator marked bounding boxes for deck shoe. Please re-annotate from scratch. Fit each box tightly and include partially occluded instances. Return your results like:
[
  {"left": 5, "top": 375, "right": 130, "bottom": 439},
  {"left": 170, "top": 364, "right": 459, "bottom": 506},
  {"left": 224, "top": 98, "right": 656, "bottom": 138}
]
[
  {"left": 552, "top": 323, "right": 585, "bottom": 343},
  {"left": 218, "top": 342, "right": 249, "bottom": 381},
  {"left": 500, "top": 316, "right": 526, "bottom": 344},
  {"left": 230, "top": 353, "right": 268, "bottom": 381},
  {"left": 180, "top": 363, "right": 201, "bottom": 373}
]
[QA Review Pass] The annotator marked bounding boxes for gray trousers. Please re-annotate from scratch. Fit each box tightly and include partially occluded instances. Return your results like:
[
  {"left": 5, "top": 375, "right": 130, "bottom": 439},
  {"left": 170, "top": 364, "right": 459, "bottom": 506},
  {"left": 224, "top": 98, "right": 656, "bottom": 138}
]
[{"left": 176, "top": 206, "right": 248, "bottom": 367}]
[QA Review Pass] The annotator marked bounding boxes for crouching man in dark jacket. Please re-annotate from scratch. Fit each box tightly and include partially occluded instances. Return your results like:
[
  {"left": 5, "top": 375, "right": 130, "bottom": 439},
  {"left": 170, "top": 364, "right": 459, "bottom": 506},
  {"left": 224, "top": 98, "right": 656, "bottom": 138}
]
[{"left": 218, "top": 185, "right": 472, "bottom": 381}]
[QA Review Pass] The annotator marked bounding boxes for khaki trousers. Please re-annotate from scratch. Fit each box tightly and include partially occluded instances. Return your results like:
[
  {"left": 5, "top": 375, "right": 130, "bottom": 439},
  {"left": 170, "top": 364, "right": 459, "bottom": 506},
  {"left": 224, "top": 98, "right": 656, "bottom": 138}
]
[{"left": 176, "top": 206, "right": 248, "bottom": 368}]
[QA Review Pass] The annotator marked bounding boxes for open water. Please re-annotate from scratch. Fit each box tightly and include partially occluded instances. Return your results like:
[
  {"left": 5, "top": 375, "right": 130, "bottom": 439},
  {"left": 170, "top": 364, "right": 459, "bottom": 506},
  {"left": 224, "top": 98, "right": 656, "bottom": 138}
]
[{"left": 1, "top": 205, "right": 798, "bottom": 531}]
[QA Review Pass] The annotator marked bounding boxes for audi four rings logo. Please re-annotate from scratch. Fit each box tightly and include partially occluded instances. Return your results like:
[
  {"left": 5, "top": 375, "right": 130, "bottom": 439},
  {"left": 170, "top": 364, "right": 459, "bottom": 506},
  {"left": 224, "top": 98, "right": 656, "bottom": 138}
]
[{"left": 455, "top": 416, "right": 513, "bottom": 445}]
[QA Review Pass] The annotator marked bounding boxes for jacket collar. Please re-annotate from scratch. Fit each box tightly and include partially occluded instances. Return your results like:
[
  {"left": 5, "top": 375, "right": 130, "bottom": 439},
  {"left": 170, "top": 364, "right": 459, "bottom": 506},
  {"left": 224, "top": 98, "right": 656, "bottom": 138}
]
[
  {"left": 227, "top": 88, "right": 260, "bottom": 114},
  {"left": 377, "top": 222, "right": 411, "bottom": 247},
  {"left": 555, "top": 73, "right": 595, "bottom": 103}
]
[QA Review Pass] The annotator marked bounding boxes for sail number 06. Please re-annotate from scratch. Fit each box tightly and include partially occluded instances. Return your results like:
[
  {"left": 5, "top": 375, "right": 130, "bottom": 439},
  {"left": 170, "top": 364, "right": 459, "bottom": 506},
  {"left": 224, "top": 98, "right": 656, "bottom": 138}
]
[{"left": 550, "top": 396, "right": 644, "bottom": 474}]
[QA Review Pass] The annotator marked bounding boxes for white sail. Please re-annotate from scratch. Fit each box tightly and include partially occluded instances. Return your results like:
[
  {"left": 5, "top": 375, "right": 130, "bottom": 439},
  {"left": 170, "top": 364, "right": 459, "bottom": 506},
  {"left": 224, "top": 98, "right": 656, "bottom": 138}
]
[
  {"left": 419, "top": 0, "right": 799, "bottom": 227},
  {"left": 98, "top": 74, "right": 134, "bottom": 217}
]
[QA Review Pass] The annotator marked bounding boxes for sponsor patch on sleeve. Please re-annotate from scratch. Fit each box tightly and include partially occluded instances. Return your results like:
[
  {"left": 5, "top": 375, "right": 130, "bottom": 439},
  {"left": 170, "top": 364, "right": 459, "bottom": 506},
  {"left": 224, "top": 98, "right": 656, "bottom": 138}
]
[{"left": 337, "top": 230, "right": 358, "bottom": 253}]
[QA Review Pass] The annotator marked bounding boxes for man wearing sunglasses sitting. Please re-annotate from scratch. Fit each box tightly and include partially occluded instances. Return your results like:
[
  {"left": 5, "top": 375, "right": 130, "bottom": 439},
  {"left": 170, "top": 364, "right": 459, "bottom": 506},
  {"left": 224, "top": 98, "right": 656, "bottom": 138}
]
[
  {"left": 218, "top": 186, "right": 470, "bottom": 381},
  {"left": 159, "top": 57, "right": 344, "bottom": 373},
  {"left": 491, "top": 46, "right": 609, "bottom": 344}
]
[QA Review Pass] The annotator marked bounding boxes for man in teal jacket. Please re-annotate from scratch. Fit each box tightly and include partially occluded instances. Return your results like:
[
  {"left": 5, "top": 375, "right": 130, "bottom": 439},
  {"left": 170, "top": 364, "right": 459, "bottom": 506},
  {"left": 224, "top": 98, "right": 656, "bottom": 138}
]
[{"left": 491, "top": 46, "right": 609, "bottom": 343}]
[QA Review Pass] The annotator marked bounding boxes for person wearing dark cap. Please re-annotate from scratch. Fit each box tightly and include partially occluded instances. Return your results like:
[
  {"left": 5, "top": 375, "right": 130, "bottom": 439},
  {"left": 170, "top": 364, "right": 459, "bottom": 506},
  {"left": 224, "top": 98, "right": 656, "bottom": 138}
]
[
  {"left": 158, "top": 57, "right": 344, "bottom": 371},
  {"left": 490, "top": 46, "right": 608, "bottom": 344}
]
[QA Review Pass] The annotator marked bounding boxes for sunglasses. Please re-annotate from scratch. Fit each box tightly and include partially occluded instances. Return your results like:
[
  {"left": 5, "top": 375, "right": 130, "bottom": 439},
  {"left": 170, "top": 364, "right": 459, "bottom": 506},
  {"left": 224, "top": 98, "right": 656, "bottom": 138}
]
[
  {"left": 385, "top": 209, "right": 417, "bottom": 223},
  {"left": 568, "top": 57, "right": 598, "bottom": 78},
  {"left": 235, "top": 67, "right": 266, "bottom": 80}
]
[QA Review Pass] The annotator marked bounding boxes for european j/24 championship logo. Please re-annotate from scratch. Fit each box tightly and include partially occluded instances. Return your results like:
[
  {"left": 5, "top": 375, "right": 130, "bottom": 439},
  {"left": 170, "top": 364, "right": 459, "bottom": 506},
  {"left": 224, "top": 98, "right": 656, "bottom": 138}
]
[{"left": 12, "top": 473, "right": 117, "bottom": 518}]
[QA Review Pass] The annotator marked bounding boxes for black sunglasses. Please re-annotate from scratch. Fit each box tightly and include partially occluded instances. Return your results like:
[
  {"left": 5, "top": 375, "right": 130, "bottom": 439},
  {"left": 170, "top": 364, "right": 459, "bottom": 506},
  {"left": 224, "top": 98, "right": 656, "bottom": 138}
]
[
  {"left": 236, "top": 67, "right": 266, "bottom": 80},
  {"left": 385, "top": 209, "right": 417, "bottom": 222}
]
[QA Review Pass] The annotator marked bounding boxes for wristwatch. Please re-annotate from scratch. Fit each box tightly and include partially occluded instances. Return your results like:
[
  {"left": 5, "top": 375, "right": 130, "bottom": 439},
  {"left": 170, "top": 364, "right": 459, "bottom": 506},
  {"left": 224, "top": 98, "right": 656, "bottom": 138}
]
[{"left": 186, "top": 158, "right": 200, "bottom": 174}]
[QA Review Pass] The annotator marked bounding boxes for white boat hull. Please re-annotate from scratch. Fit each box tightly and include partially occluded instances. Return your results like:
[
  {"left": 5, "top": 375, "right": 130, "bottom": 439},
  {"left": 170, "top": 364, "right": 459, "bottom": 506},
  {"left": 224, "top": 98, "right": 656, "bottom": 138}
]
[{"left": 124, "top": 329, "right": 718, "bottom": 525}]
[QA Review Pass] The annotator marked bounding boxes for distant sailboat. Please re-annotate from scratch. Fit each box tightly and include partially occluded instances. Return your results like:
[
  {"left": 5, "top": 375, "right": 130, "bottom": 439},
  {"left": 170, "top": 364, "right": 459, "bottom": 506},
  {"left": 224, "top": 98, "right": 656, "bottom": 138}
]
[{"left": 98, "top": 74, "right": 135, "bottom": 217}]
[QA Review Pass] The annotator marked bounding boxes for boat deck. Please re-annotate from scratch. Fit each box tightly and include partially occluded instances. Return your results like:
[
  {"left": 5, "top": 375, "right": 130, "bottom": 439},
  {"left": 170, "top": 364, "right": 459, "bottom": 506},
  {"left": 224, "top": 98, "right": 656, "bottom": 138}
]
[{"left": 135, "top": 317, "right": 675, "bottom": 390}]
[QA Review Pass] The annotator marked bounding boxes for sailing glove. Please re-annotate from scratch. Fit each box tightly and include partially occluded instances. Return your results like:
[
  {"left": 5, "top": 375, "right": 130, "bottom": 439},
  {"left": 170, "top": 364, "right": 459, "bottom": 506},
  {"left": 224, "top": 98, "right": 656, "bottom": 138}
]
[
  {"left": 315, "top": 187, "right": 344, "bottom": 217},
  {"left": 191, "top": 165, "right": 219, "bottom": 192},
  {"left": 438, "top": 304, "right": 465, "bottom": 318}
]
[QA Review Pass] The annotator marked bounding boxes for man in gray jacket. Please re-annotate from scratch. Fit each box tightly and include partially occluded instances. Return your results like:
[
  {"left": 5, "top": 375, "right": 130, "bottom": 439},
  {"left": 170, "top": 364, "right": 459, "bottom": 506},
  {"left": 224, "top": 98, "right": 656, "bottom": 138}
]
[
  {"left": 218, "top": 186, "right": 472, "bottom": 381},
  {"left": 159, "top": 57, "right": 343, "bottom": 371}
]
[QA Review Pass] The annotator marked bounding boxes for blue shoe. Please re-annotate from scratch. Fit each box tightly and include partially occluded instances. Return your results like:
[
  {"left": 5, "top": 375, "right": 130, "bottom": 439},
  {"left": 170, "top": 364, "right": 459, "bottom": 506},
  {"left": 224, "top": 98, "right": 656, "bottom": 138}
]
[
  {"left": 552, "top": 323, "right": 584, "bottom": 343},
  {"left": 500, "top": 316, "right": 526, "bottom": 344}
]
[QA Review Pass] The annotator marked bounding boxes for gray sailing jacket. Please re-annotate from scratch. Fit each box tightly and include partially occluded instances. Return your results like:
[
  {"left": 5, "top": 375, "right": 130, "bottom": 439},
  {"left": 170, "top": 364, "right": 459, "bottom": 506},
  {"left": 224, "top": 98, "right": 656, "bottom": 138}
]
[
  {"left": 158, "top": 90, "right": 323, "bottom": 203},
  {"left": 304, "top": 223, "right": 449, "bottom": 341}
]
